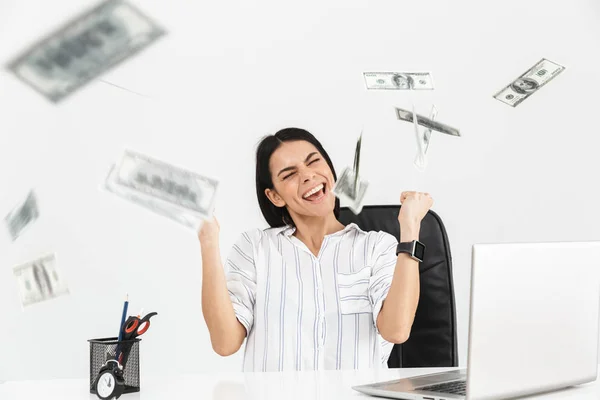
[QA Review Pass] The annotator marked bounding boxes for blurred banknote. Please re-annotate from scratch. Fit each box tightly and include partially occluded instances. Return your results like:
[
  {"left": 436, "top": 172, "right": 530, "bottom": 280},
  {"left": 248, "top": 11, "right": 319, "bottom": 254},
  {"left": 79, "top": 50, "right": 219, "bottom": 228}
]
[
  {"left": 4, "top": 190, "right": 39, "bottom": 241},
  {"left": 493, "top": 58, "right": 565, "bottom": 107},
  {"left": 103, "top": 150, "right": 218, "bottom": 230},
  {"left": 332, "top": 168, "right": 369, "bottom": 215},
  {"left": 420, "top": 105, "right": 438, "bottom": 155},
  {"left": 13, "top": 253, "right": 70, "bottom": 308},
  {"left": 364, "top": 72, "right": 434, "bottom": 90},
  {"left": 332, "top": 134, "right": 368, "bottom": 214},
  {"left": 395, "top": 107, "right": 461, "bottom": 137},
  {"left": 412, "top": 105, "right": 438, "bottom": 171},
  {"left": 6, "top": 0, "right": 166, "bottom": 102}
]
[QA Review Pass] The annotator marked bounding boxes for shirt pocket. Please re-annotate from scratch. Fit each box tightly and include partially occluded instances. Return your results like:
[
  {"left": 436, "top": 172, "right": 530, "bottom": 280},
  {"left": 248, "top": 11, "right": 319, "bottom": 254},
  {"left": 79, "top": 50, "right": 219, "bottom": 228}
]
[{"left": 337, "top": 266, "right": 372, "bottom": 315}]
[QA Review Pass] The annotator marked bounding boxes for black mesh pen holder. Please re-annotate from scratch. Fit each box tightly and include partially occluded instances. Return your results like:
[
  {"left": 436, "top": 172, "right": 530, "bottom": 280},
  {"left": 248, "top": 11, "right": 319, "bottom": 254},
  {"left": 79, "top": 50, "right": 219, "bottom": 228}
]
[{"left": 88, "top": 337, "right": 142, "bottom": 395}]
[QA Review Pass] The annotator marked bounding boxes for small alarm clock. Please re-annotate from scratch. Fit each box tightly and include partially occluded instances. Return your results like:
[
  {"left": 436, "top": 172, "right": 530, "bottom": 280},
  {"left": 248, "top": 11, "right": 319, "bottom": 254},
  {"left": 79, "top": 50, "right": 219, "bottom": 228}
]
[{"left": 93, "top": 359, "right": 125, "bottom": 400}]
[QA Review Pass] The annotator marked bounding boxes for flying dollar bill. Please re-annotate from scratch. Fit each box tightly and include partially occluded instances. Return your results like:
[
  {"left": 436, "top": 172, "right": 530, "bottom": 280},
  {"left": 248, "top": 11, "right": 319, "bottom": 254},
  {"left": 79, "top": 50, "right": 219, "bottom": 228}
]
[
  {"left": 103, "top": 150, "right": 218, "bottom": 230},
  {"left": 352, "top": 132, "right": 362, "bottom": 198},
  {"left": 4, "top": 190, "right": 40, "bottom": 241},
  {"left": 421, "top": 105, "right": 438, "bottom": 155},
  {"left": 364, "top": 72, "right": 434, "bottom": 90},
  {"left": 332, "top": 167, "right": 369, "bottom": 215},
  {"left": 13, "top": 253, "right": 70, "bottom": 308},
  {"left": 413, "top": 105, "right": 438, "bottom": 171},
  {"left": 6, "top": 0, "right": 166, "bottom": 102},
  {"left": 395, "top": 107, "right": 461, "bottom": 137},
  {"left": 332, "top": 134, "right": 368, "bottom": 214},
  {"left": 493, "top": 58, "right": 565, "bottom": 107}
]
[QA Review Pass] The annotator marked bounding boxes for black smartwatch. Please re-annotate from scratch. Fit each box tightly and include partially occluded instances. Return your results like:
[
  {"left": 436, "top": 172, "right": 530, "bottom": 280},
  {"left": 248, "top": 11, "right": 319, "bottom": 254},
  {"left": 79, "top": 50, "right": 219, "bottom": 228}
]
[{"left": 396, "top": 240, "right": 426, "bottom": 262}]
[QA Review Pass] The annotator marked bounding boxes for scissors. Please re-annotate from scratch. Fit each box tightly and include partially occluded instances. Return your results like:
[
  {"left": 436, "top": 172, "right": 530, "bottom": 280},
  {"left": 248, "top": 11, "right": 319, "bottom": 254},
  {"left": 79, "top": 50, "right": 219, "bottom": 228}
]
[
  {"left": 117, "top": 310, "right": 158, "bottom": 364},
  {"left": 122, "top": 311, "right": 158, "bottom": 341}
]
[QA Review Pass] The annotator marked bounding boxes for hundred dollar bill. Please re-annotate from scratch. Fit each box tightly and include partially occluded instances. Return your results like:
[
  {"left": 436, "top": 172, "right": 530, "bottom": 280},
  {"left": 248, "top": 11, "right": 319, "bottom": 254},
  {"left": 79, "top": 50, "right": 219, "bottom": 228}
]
[
  {"left": 103, "top": 150, "right": 218, "bottom": 230},
  {"left": 413, "top": 105, "right": 438, "bottom": 171},
  {"left": 13, "top": 253, "right": 70, "bottom": 308},
  {"left": 332, "top": 167, "right": 369, "bottom": 215},
  {"left": 6, "top": 0, "right": 166, "bottom": 102},
  {"left": 493, "top": 58, "right": 565, "bottom": 107},
  {"left": 104, "top": 164, "right": 204, "bottom": 230},
  {"left": 4, "top": 190, "right": 40, "bottom": 241},
  {"left": 364, "top": 72, "right": 434, "bottom": 90},
  {"left": 421, "top": 105, "right": 438, "bottom": 154},
  {"left": 352, "top": 132, "right": 362, "bottom": 198},
  {"left": 395, "top": 107, "right": 461, "bottom": 137}
]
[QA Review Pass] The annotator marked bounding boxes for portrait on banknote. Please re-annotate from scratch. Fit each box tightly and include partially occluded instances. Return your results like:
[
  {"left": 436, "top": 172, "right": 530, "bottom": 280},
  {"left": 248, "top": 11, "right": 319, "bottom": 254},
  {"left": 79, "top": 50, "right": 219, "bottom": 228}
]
[
  {"left": 510, "top": 77, "right": 539, "bottom": 94},
  {"left": 392, "top": 73, "right": 414, "bottom": 89}
]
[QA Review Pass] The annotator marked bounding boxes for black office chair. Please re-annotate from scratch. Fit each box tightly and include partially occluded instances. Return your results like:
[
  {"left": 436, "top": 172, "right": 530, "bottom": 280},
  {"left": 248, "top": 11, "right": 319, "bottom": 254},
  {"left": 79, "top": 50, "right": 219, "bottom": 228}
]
[{"left": 338, "top": 205, "right": 458, "bottom": 368}]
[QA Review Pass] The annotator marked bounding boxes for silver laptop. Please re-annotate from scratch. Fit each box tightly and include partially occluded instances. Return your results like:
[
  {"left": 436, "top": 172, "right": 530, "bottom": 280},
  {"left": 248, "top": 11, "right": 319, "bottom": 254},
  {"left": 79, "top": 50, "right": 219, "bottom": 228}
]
[{"left": 353, "top": 241, "right": 600, "bottom": 400}]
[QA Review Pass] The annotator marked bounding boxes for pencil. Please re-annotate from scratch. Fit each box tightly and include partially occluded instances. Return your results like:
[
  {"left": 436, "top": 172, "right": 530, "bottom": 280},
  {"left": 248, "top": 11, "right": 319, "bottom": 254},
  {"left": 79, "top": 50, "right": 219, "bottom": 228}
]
[{"left": 115, "top": 294, "right": 129, "bottom": 361}]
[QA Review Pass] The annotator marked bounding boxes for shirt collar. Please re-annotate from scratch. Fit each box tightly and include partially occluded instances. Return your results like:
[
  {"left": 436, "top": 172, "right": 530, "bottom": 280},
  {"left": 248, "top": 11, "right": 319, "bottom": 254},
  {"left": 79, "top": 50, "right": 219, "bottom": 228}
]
[{"left": 274, "top": 222, "right": 363, "bottom": 238}]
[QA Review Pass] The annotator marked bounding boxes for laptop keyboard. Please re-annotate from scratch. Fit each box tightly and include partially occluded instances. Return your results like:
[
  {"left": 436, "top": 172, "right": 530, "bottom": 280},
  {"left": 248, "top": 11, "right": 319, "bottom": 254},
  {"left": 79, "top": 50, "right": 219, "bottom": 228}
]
[{"left": 417, "top": 380, "right": 467, "bottom": 396}]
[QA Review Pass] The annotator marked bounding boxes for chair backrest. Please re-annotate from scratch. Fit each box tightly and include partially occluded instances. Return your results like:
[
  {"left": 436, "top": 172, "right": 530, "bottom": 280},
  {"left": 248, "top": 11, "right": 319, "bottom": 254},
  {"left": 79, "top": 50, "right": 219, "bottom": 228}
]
[{"left": 338, "top": 205, "right": 458, "bottom": 368}]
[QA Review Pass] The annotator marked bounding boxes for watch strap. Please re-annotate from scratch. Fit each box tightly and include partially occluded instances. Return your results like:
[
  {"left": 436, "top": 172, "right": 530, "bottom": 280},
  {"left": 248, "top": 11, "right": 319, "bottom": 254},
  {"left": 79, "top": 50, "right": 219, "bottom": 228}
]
[{"left": 396, "top": 240, "right": 425, "bottom": 262}]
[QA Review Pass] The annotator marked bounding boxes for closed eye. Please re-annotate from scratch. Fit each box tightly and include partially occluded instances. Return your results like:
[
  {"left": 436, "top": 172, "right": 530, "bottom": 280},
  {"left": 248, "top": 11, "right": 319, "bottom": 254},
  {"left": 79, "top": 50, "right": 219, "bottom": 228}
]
[{"left": 282, "top": 158, "right": 321, "bottom": 180}]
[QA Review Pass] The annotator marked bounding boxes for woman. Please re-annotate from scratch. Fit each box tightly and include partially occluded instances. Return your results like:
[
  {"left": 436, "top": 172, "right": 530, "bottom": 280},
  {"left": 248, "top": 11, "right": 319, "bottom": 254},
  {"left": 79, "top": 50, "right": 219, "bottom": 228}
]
[{"left": 199, "top": 127, "right": 432, "bottom": 371}]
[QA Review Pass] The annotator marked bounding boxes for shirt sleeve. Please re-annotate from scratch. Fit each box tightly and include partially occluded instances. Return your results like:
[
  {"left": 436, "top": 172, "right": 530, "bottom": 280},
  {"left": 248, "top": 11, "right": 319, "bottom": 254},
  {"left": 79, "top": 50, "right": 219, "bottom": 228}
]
[
  {"left": 369, "top": 231, "right": 399, "bottom": 334},
  {"left": 224, "top": 230, "right": 258, "bottom": 336}
]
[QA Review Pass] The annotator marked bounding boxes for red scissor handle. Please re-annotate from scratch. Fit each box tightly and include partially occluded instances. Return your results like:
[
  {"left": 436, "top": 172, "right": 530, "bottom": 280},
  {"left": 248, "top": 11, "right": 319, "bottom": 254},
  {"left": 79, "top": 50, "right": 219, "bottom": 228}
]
[
  {"left": 124, "top": 312, "right": 157, "bottom": 336},
  {"left": 136, "top": 319, "right": 150, "bottom": 335},
  {"left": 124, "top": 318, "right": 140, "bottom": 334},
  {"left": 124, "top": 318, "right": 150, "bottom": 335}
]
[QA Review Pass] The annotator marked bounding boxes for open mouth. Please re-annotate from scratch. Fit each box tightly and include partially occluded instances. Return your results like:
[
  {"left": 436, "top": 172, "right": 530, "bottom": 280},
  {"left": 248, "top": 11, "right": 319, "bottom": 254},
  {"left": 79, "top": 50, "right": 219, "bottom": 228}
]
[{"left": 302, "top": 182, "right": 327, "bottom": 203}]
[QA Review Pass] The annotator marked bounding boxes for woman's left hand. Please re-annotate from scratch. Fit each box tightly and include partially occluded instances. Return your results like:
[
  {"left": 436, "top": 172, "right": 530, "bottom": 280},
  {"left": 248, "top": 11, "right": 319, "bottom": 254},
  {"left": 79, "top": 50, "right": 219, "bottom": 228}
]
[{"left": 398, "top": 191, "right": 434, "bottom": 228}]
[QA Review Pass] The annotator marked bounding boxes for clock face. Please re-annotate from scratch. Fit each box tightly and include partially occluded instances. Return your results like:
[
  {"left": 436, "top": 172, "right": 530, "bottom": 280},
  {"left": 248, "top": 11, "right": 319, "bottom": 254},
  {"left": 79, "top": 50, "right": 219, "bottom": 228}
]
[{"left": 97, "top": 371, "right": 115, "bottom": 398}]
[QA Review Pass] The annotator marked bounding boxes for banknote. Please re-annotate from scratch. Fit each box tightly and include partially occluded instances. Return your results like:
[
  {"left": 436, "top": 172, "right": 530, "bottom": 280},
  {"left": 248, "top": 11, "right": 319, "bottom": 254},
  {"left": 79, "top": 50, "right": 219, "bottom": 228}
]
[
  {"left": 395, "top": 107, "right": 461, "bottom": 137},
  {"left": 352, "top": 132, "right": 362, "bottom": 198},
  {"left": 103, "top": 150, "right": 218, "bottom": 230},
  {"left": 13, "top": 253, "right": 70, "bottom": 308},
  {"left": 493, "top": 58, "right": 565, "bottom": 107},
  {"left": 364, "top": 72, "right": 434, "bottom": 90},
  {"left": 4, "top": 190, "right": 40, "bottom": 241},
  {"left": 6, "top": 0, "right": 166, "bottom": 102},
  {"left": 332, "top": 167, "right": 369, "bottom": 215},
  {"left": 413, "top": 105, "right": 438, "bottom": 171},
  {"left": 421, "top": 105, "right": 438, "bottom": 154},
  {"left": 104, "top": 164, "right": 204, "bottom": 230}
]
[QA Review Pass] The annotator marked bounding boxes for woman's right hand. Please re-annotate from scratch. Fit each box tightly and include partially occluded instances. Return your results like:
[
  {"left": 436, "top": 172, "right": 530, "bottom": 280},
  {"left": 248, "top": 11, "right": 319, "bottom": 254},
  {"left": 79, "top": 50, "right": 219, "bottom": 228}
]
[{"left": 198, "top": 215, "right": 220, "bottom": 245}]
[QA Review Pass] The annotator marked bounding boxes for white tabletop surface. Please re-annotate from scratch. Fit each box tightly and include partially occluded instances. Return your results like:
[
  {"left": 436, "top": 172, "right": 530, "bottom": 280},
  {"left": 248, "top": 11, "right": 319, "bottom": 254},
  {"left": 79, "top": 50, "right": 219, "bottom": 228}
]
[{"left": 1, "top": 367, "right": 599, "bottom": 400}]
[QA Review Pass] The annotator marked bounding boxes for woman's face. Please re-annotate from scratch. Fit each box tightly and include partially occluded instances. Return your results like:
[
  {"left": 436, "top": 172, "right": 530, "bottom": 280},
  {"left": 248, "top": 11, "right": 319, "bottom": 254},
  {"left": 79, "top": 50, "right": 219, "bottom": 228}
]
[{"left": 265, "top": 140, "right": 336, "bottom": 221}]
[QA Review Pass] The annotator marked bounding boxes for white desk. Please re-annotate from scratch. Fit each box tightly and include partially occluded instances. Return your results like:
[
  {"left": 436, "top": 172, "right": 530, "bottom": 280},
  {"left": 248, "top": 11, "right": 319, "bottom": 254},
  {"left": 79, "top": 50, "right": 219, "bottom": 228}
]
[{"left": 1, "top": 367, "right": 599, "bottom": 399}]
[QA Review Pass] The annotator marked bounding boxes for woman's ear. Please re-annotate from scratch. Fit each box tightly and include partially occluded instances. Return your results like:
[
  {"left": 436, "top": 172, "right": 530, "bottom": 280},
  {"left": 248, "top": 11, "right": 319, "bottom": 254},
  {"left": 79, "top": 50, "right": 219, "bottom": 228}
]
[{"left": 265, "top": 188, "right": 286, "bottom": 207}]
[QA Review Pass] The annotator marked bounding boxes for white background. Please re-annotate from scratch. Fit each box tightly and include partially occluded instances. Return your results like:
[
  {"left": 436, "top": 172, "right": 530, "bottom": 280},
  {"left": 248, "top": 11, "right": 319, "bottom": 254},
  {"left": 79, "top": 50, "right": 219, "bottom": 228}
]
[{"left": 1, "top": 0, "right": 599, "bottom": 382}]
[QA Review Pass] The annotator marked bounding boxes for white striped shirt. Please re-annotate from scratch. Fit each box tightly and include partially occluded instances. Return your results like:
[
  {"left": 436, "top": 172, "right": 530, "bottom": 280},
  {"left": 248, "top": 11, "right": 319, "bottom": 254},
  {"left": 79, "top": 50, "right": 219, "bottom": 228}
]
[{"left": 225, "top": 222, "right": 399, "bottom": 372}]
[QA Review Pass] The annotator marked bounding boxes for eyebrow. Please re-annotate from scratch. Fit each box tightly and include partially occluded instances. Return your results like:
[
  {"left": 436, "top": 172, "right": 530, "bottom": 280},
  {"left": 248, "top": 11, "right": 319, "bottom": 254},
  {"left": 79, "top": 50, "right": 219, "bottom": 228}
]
[{"left": 277, "top": 152, "right": 319, "bottom": 177}]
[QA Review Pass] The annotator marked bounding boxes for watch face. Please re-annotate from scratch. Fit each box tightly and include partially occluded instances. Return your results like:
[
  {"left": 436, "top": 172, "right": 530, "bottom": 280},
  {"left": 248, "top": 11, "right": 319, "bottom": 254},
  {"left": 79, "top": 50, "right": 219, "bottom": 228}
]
[
  {"left": 414, "top": 241, "right": 425, "bottom": 261},
  {"left": 97, "top": 371, "right": 115, "bottom": 399}
]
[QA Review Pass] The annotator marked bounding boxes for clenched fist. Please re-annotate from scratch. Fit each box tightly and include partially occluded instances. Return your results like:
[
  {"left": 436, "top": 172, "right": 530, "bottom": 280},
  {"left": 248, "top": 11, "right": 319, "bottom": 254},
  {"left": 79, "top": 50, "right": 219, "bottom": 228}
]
[{"left": 398, "top": 191, "right": 433, "bottom": 228}]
